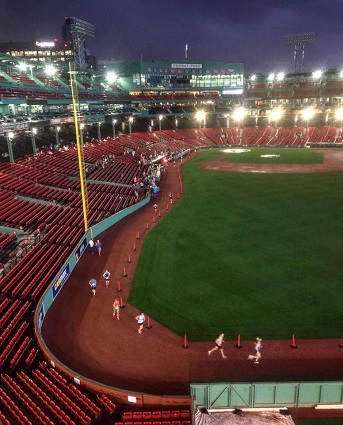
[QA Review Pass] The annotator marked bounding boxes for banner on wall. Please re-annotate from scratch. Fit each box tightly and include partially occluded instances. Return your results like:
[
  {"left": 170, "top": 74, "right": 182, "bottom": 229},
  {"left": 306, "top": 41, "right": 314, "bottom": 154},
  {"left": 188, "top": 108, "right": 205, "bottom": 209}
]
[
  {"left": 75, "top": 238, "right": 87, "bottom": 262},
  {"left": 52, "top": 263, "right": 71, "bottom": 299}
]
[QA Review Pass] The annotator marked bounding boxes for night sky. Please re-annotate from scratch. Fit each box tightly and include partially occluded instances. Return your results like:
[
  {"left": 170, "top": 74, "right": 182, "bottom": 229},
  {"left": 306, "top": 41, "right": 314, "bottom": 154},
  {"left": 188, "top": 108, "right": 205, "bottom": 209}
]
[{"left": 1, "top": 0, "right": 342, "bottom": 74}]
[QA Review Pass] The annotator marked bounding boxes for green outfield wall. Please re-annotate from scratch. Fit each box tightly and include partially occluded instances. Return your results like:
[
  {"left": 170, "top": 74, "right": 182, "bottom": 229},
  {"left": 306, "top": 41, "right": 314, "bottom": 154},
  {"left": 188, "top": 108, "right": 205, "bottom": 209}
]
[{"left": 191, "top": 382, "right": 343, "bottom": 410}]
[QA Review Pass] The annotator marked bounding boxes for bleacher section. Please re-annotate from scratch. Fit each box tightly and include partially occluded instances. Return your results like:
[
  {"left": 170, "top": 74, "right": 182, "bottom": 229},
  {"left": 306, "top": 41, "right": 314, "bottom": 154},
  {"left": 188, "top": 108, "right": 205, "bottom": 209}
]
[{"left": 0, "top": 131, "right": 203, "bottom": 424}]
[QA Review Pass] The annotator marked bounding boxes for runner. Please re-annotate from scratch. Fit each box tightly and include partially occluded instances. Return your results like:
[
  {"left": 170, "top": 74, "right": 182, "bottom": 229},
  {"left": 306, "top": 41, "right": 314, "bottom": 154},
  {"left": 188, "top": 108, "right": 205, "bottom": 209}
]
[
  {"left": 208, "top": 333, "right": 227, "bottom": 359},
  {"left": 136, "top": 312, "right": 145, "bottom": 334},
  {"left": 248, "top": 337, "right": 262, "bottom": 364},
  {"left": 113, "top": 298, "right": 120, "bottom": 320},
  {"left": 103, "top": 270, "right": 110, "bottom": 288}
]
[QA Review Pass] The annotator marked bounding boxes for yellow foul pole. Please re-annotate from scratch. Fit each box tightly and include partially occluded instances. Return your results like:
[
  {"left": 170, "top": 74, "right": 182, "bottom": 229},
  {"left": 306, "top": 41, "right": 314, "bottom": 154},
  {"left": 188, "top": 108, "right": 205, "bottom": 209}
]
[{"left": 69, "top": 62, "right": 89, "bottom": 232}]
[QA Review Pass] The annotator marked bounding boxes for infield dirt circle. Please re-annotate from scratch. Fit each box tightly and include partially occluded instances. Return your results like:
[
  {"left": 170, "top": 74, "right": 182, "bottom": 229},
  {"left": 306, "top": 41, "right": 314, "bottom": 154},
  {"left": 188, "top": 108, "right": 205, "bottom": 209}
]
[{"left": 41, "top": 149, "right": 343, "bottom": 396}]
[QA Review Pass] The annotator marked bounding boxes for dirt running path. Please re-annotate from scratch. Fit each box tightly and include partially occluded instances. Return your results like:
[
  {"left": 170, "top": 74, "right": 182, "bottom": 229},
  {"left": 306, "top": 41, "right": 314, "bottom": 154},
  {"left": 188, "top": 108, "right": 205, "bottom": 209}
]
[{"left": 42, "top": 150, "right": 343, "bottom": 396}]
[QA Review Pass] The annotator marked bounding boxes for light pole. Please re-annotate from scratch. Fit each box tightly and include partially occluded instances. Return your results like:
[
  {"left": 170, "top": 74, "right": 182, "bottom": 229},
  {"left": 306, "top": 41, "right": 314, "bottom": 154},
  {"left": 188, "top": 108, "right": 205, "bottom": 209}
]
[
  {"left": 6, "top": 131, "right": 15, "bottom": 163},
  {"left": 232, "top": 107, "right": 246, "bottom": 144},
  {"left": 112, "top": 119, "right": 117, "bottom": 138},
  {"left": 224, "top": 114, "right": 230, "bottom": 128},
  {"left": 335, "top": 107, "right": 343, "bottom": 135},
  {"left": 31, "top": 127, "right": 37, "bottom": 154},
  {"left": 97, "top": 121, "right": 102, "bottom": 140},
  {"left": 55, "top": 126, "right": 60, "bottom": 148},
  {"left": 302, "top": 108, "right": 315, "bottom": 134},
  {"left": 196, "top": 111, "right": 206, "bottom": 129},
  {"left": 80, "top": 123, "right": 85, "bottom": 145},
  {"left": 158, "top": 115, "right": 164, "bottom": 131},
  {"left": 128, "top": 116, "right": 133, "bottom": 134}
]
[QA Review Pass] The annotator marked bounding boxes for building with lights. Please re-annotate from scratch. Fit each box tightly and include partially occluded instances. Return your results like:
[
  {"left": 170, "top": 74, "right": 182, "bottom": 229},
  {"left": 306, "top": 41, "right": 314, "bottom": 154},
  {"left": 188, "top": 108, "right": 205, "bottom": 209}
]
[
  {"left": 0, "top": 40, "right": 73, "bottom": 65},
  {"left": 112, "top": 60, "right": 244, "bottom": 98}
]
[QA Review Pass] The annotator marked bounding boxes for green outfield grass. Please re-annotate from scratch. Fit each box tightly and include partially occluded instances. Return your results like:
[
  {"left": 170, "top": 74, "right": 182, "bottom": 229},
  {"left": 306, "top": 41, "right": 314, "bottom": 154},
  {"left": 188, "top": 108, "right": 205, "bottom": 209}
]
[
  {"left": 129, "top": 149, "right": 343, "bottom": 341},
  {"left": 223, "top": 148, "right": 324, "bottom": 164}
]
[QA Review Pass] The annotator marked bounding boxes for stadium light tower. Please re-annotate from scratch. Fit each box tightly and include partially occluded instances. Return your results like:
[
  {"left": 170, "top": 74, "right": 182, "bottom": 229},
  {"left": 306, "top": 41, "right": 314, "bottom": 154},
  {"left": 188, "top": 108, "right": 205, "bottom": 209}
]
[
  {"left": 284, "top": 32, "right": 315, "bottom": 72},
  {"left": 63, "top": 17, "right": 95, "bottom": 69}
]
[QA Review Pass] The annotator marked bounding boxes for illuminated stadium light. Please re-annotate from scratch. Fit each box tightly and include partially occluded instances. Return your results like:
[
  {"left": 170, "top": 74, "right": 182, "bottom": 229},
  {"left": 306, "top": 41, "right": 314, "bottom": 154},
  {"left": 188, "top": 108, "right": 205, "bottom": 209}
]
[
  {"left": 232, "top": 107, "right": 246, "bottom": 123},
  {"left": 335, "top": 107, "right": 343, "bottom": 126},
  {"left": 45, "top": 64, "right": 57, "bottom": 76},
  {"left": 312, "top": 70, "right": 322, "bottom": 80},
  {"left": 6, "top": 131, "right": 15, "bottom": 163},
  {"left": 128, "top": 116, "right": 134, "bottom": 133},
  {"left": 55, "top": 125, "right": 61, "bottom": 147},
  {"left": 250, "top": 75, "right": 256, "bottom": 81},
  {"left": 302, "top": 107, "right": 315, "bottom": 128},
  {"left": 276, "top": 72, "right": 285, "bottom": 81},
  {"left": 112, "top": 119, "right": 117, "bottom": 137},
  {"left": 302, "top": 107, "right": 315, "bottom": 120},
  {"left": 270, "top": 108, "right": 283, "bottom": 125},
  {"left": 158, "top": 114, "right": 164, "bottom": 131},
  {"left": 79, "top": 123, "right": 85, "bottom": 144},
  {"left": 196, "top": 111, "right": 206, "bottom": 128},
  {"left": 106, "top": 71, "right": 117, "bottom": 84},
  {"left": 17, "top": 62, "right": 28, "bottom": 72},
  {"left": 267, "top": 73, "right": 275, "bottom": 81},
  {"left": 196, "top": 111, "right": 205, "bottom": 121},
  {"left": 340, "top": 70, "right": 343, "bottom": 78}
]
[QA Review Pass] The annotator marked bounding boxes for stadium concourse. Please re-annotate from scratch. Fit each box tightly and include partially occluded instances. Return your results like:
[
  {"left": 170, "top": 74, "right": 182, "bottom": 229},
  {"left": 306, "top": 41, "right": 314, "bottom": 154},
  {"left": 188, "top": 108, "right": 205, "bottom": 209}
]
[{"left": 41, "top": 149, "right": 343, "bottom": 401}]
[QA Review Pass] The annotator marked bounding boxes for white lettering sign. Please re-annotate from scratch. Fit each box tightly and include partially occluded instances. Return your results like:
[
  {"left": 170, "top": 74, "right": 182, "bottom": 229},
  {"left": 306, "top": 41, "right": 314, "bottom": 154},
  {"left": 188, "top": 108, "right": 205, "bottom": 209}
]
[
  {"left": 36, "top": 41, "right": 55, "bottom": 48},
  {"left": 171, "top": 63, "right": 202, "bottom": 69}
]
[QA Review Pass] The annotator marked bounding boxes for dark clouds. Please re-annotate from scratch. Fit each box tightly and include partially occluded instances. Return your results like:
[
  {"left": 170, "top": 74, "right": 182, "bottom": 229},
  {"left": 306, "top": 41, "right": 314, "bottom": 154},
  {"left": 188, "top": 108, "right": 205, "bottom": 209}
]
[{"left": 1, "top": 0, "right": 343, "bottom": 73}]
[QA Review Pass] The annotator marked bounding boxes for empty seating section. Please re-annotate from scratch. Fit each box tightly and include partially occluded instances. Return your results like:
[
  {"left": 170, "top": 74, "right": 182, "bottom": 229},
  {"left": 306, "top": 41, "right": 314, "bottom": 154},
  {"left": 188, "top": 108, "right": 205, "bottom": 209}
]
[
  {"left": 6, "top": 72, "right": 37, "bottom": 86},
  {"left": 0, "top": 384, "right": 35, "bottom": 425},
  {"left": 118, "top": 409, "right": 191, "bottom": 425},
  {"left": 0, "top": 232, "right": 16, "bottom": 250}
]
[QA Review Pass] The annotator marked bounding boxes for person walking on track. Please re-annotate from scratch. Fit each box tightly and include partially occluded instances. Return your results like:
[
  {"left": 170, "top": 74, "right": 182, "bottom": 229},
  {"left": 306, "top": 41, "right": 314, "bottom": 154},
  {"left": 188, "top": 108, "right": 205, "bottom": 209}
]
[
  {"left": 96, "top": 240, "right": 102, "bottom": 256},
  {"left": 248, "top": 337, "right": 263, "bottom": 364},
  {"left": 113, "top": 298, "right": 120, "bottom": 320},
  {"left": 103, "top": 270, "right": 110, "bottom": 288},
  {"left": 208, "top": 333, "right": 227, "bottom": 358},
  {"left": 136, "top": 312, "right": 145, "bottom": 334},
  {"left": 89, "top": 278, "right": 97, "bottom": 297},
  {"left": 89, "top": 238, "right": 95, "bottom": 254}
]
